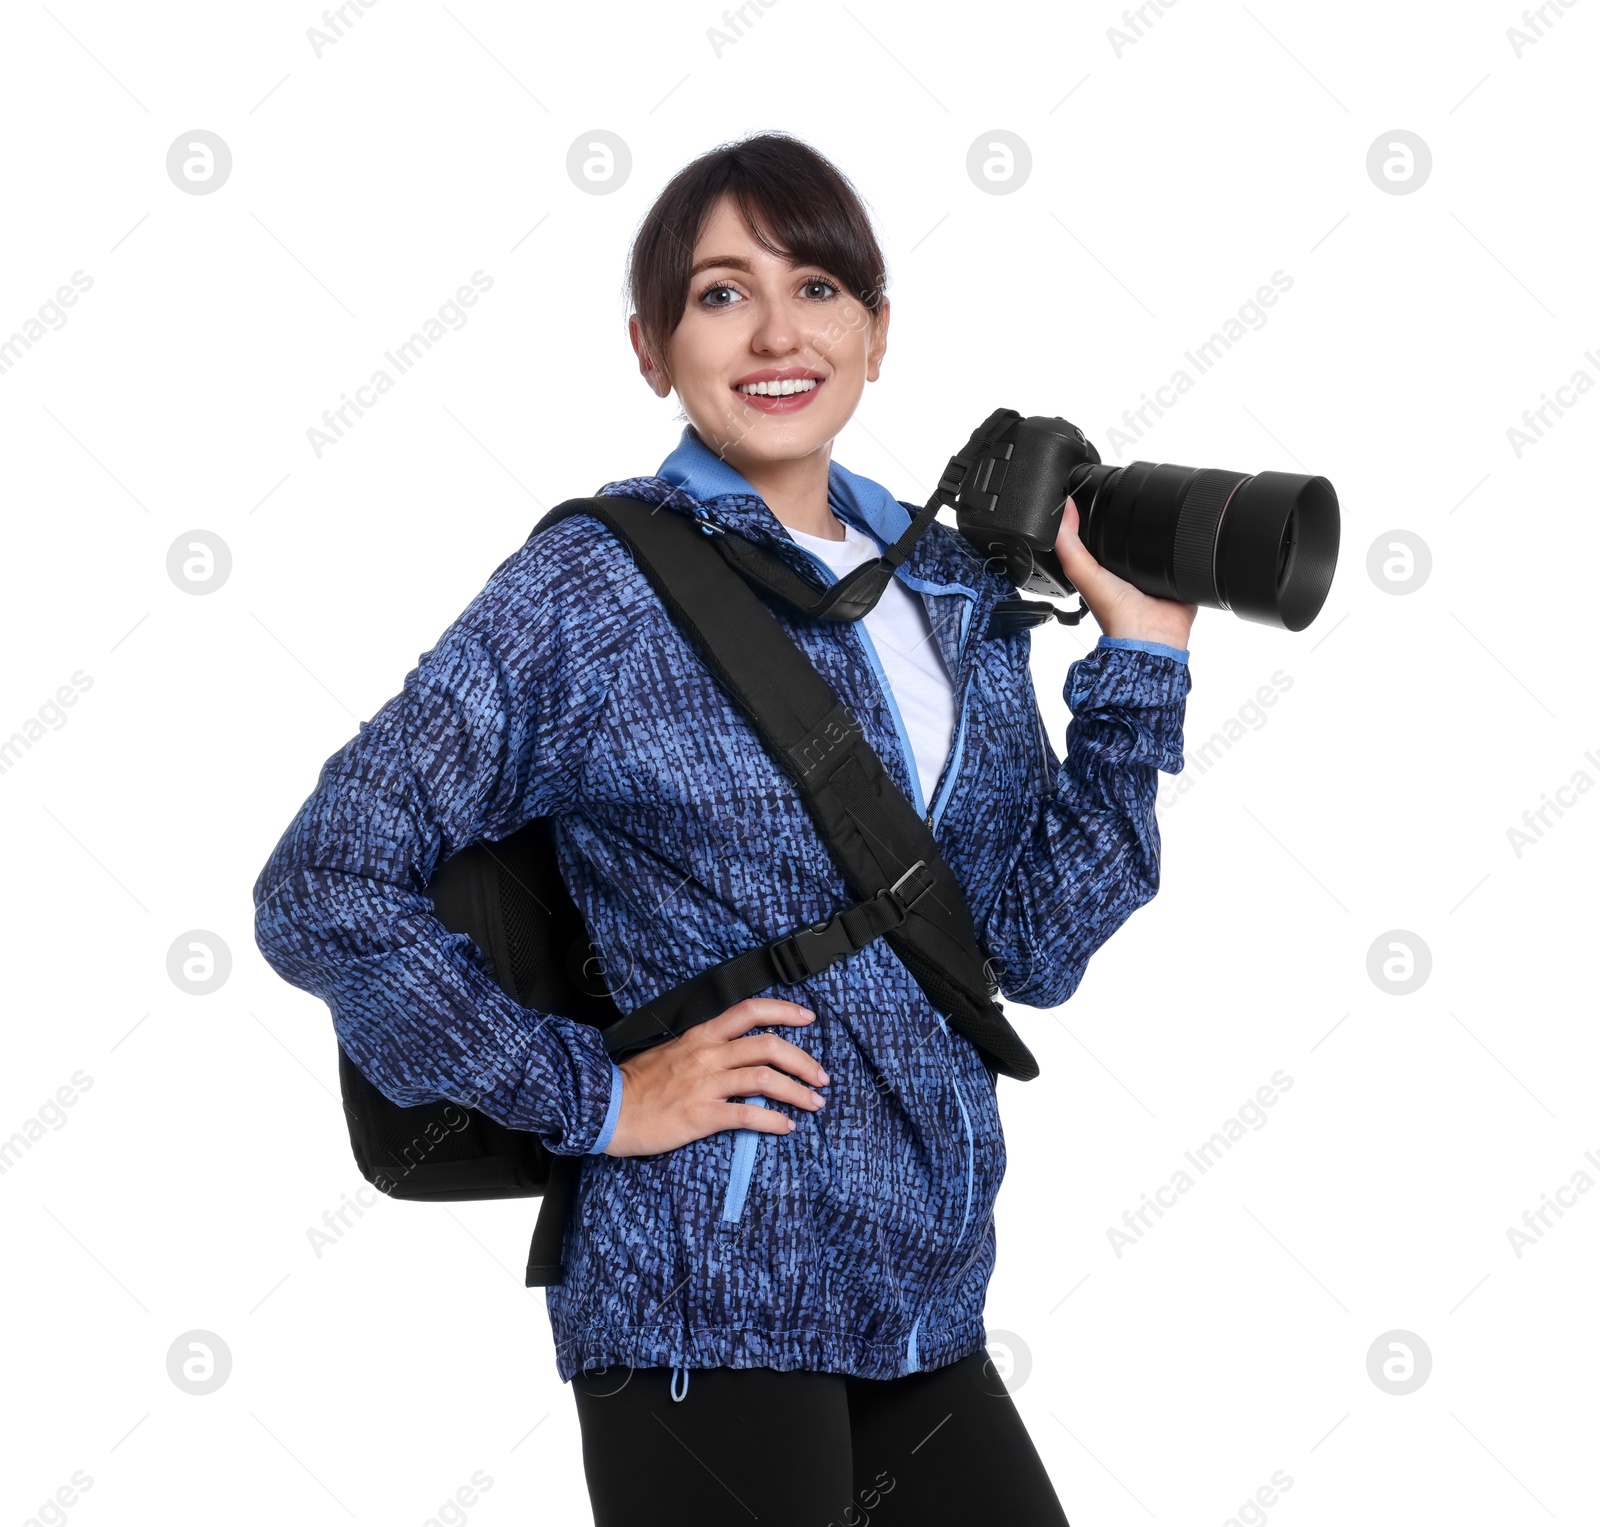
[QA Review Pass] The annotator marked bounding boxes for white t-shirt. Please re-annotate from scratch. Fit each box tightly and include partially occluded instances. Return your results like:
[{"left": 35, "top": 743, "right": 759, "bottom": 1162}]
[{"left": 787, "top": 518, "right": 957, "bottom": 810}]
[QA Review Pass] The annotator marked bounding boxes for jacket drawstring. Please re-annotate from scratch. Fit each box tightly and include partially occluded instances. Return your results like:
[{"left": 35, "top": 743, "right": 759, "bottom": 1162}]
[{"left": 670, "top": 1365, "right": 690, "bottom": 1402}]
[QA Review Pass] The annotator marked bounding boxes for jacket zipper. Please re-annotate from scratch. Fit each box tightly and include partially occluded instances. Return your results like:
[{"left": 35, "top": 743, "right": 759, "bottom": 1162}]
[
  {"left": 790, "top": 545, "right": 987, "bottom": 1374},
  {"left": 759, "top": 525, "right": 991, "bottom": 1369}
]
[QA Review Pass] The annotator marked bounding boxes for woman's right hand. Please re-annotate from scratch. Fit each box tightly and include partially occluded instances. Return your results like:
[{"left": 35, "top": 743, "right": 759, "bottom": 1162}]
[{"left": 602, "top": 998, "right": 828, "bottom": 1158}]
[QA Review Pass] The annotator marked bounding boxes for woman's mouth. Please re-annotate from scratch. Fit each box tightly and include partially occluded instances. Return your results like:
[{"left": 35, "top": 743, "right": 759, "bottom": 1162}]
[{"left": 731, "top": 373, "right": 825, "bottom": 414}]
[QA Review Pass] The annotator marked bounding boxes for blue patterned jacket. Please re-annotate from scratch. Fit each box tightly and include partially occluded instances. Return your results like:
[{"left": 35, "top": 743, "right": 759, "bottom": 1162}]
[{"left": 252, "top": 426, "right": 1190, "bottom": 1382}]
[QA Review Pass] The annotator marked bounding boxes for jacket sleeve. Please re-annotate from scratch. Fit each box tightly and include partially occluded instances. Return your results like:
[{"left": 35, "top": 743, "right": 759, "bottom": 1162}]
[
  {"left": 251, "top": 519, "right": 629, "bottom": 1156},
  {"left": 977, "top": 638, "right": 1190, "bottom": 1010}
]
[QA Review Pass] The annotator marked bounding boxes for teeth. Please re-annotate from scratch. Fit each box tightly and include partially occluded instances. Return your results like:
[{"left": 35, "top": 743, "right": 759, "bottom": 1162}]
[{"left": 738, "top": 377, "right": 819, "bottom": 396}]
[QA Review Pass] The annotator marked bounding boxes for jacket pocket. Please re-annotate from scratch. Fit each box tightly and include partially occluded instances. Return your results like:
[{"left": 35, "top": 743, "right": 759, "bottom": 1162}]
[{"left": 721, "top": 1097, "right": 767, "bottom": 1223}]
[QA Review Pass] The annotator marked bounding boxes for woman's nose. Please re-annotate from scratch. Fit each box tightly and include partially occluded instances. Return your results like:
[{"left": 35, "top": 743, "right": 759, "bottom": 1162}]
[{"left": 749, "top": 300, "right": 803, "bottom": 356}]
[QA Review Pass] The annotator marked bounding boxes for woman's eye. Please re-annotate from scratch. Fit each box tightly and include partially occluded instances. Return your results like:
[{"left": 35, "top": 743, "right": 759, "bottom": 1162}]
[{"left": 696, "top": 277, "right": 836, "bottom": 307}]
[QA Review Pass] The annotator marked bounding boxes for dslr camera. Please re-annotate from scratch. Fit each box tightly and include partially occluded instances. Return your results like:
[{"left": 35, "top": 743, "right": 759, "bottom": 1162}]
[{"left": 949, "top": 410, "right": 1340, "bottom": 632}]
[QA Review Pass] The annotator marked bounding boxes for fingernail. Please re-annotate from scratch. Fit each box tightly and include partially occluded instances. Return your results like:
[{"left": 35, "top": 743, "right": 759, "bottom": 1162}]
[{"left": 818, "top": 1070, "right": 830, "bottom": 1083}]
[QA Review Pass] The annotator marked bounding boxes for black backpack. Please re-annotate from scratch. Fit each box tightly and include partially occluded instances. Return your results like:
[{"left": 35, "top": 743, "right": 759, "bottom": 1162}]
[
  {"left": 335, "top": 816, "right": 619, "bottom": 1202},
  {"left": 336, "top": 483, "right": 1046, "bottom": 1285}
]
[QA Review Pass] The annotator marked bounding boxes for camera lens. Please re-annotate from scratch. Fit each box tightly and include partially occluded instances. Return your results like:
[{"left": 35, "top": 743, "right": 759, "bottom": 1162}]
[{"left": 1068, "top": 461, "right": 1339, "bottom": 632}]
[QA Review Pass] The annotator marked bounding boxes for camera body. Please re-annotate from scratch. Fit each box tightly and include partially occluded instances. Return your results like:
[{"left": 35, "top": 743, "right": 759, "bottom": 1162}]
[
  {"left": 951, "top": 412, "right": 1340, "bottom": 633},
  {"left": 952, "top": 415, "right": 1101, "bottom": 600}
]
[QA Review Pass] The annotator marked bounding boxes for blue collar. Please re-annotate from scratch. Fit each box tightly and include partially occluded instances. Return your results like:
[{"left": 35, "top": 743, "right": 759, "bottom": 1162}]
[{"left": 656, "top": 425, "right": 913, "bottom": 550}]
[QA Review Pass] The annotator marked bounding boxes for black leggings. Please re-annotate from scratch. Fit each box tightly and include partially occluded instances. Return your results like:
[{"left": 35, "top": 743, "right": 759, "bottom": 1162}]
[{"left": 571, "top": 1350, "right": 1070, "bottom": 1526}]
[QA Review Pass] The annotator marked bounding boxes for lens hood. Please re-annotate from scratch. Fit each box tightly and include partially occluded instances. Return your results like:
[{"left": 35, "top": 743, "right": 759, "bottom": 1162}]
[{"left": 1217, "top": 472, "right": 1340, "bottom": 631}]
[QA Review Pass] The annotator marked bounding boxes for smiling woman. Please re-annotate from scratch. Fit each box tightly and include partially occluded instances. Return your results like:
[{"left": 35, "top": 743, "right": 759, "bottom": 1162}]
[
  {"left": 254, "top": 130, "right": 1194, "bottom": 1527},
  {"left": 564, "top": 135, "right": 1123, "bottom": 1525}
]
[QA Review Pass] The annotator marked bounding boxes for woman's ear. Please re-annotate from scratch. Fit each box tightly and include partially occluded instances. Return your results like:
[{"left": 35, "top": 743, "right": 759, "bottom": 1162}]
[
  {"left": 628, "top": 315, "right": 673, "bottom": 398},
  {"left": 865, "top": 297, "right": 890, "bottom": 383}
]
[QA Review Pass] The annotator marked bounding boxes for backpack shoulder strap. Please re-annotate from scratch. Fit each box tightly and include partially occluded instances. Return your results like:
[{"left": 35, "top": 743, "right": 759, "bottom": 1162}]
[{"left": 537, "top": 494, "right": 1038, "bottom": 1082}]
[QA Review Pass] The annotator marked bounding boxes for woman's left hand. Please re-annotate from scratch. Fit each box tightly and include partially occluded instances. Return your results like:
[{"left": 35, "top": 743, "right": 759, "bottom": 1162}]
[{"left": 1053, "top": 495, "right": 1198, "bottom": 651}]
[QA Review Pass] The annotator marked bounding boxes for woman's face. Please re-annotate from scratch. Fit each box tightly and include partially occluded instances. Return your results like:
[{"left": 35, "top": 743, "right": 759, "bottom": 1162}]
[{"left": 630, "top": 195, "right": 888, "bottom": 473}]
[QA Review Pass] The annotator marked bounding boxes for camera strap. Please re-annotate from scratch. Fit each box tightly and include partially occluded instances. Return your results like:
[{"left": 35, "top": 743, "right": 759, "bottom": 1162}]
[
  {"left": 699, "top": 411, "right": 1090, "bottom": 634},
  {"left": 703, "top": 408, "right": 1020, "bottom": 622}
]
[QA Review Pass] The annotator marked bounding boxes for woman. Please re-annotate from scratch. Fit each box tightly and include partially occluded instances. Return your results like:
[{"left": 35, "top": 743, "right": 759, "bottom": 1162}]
[{"left": 254, "top": 132, "right": 1193, "bottom": 1525}]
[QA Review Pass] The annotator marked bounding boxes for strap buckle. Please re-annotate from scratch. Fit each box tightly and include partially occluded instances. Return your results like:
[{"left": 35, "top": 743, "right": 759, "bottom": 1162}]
[
  {"left": 767, "top": 865, "right": 932, "bottom": 985},
  {"left": 769, "top": 914, "right": 859, "bottom": 986},
  {"left": 879, "top": 860, "right": 934, "bottom": 923}
]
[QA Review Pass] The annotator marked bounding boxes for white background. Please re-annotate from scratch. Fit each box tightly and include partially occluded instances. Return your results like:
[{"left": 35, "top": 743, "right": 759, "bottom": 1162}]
[{"left": 2, "top": 1, "right": 1596, "bottom": 1522}]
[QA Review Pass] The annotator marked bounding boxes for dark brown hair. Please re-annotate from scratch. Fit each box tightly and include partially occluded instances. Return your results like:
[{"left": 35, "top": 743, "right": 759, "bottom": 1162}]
[{"left": 628, "top": 132, "right": 887, "bottom": 364}]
